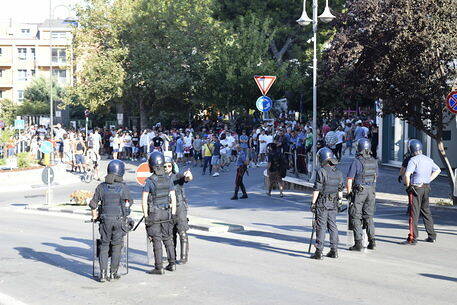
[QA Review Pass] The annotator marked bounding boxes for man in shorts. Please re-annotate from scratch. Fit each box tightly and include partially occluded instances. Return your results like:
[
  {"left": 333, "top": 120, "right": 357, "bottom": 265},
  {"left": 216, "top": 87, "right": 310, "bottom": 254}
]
[{"left": 211, "top": 135, "right": 222, "bottom": 177}]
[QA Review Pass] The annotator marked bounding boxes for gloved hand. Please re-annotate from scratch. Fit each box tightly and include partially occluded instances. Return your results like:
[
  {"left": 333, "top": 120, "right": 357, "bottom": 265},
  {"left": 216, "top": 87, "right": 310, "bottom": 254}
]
[
  {"left": 337, "top": 198, "right": 343, "bottom": 206},
  {"left": 405, "top": 185, "right": 418, "bottom": 196},
  {"left": 397, "top": 175, "right": 403, "bottom": 183},
  {"left": 344, "top": 192, "right": 352, "bottom": 200}
]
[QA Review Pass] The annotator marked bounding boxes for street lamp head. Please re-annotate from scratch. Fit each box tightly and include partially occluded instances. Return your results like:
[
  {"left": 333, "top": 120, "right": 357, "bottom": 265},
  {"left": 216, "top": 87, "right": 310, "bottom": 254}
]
[
  {"left": 296, "top": 0, "right": 312, "bottom": 26},
  {"left": 319, "top": 0, "right": 336, "bottom": 23}
]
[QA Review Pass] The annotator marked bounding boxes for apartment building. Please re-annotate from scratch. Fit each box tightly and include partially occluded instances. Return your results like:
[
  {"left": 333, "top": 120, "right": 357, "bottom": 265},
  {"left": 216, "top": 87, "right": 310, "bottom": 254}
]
[{"left": 0, "top": 19, "right": 73, "bottom": 103}]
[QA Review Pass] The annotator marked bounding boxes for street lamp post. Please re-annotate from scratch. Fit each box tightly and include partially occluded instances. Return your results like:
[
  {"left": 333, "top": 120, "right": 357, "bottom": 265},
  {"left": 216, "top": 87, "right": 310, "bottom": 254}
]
[{"left": 297, "top": 0, "right": 335, "bottom": 180}]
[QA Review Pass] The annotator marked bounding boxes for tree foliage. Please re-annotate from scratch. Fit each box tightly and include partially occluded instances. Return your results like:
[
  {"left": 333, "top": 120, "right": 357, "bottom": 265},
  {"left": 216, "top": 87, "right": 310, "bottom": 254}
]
[
  {"left": 0, "top": 99, "right": 17, "bottom": 125},
  {"left": 324, "top": 0, "right": 457, "bottom": 199},
  {"left": 17, "top": 77, "right": 64, "bottom": 116}
]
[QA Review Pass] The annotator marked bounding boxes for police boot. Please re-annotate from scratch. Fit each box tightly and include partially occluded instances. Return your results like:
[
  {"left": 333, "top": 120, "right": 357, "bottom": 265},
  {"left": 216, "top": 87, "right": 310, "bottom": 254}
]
[
  {"left": 99, "top": 270, "right": 108, "bottom": 283},
  {"left": 326, "top": 249, "right": 338, "bottom": 258},
  {"left": 230, "top": 195, "right": 238, "bottom": 200},
  {"left": 367, "top": 239, "right": 376, "bottom": 250},
  {"left": 349, "top": 241, "right": 363, "bottom": 251},
  {"left": 165, "top": 263, "right": 176, "bottom": 272},
  {"left": 110, "top": 271, "right": 121, "bottom": 281},
  {"left": 148, "top": 268, "right": 165, "bottom": 275},
  {"left": 311, "top": 250, "right": 323, "bottom": 260}
]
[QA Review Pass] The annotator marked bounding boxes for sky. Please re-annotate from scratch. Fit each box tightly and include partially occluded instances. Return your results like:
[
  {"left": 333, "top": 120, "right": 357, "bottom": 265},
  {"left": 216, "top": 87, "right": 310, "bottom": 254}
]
[{"left": 0, "top": 0, "right": 82, "bottom": 24}]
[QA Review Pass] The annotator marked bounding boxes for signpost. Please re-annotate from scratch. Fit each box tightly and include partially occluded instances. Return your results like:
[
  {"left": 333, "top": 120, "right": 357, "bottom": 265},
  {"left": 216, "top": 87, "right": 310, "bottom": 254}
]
[
  {"left": 0, "top": 120, "right": 4, "bottom": 129},
  {"left": 14, "top": 119, "right": 25, "bottom": 130},
  {"left": 256, "top": 96, "right": 273, "bottom": 112},
  {"left": 135, "top": 162, "right": 151, "bottom": 186},
  {"left": 42, "top": 166, "right": 55, "bottom": 205},
  {"left": 39, "top": 141, "right": 53, "bottom": 154},
  {"left": 254, "top": 76, "right": 277, "bottom": 96},
  {"left": 445, "top": 91, "right": 457, "bottom": 114}
]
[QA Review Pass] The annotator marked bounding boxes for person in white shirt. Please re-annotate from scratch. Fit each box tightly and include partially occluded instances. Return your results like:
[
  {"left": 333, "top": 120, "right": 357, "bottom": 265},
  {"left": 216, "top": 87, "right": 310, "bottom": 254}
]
[
  {"left": 335, "top": 126, "right": 346, "bottom": 161},
  {"left": 183, "top": 132, "right": 193, "bottom": 164},
  {"left": 89, "top": 128, "right": 102, "bottom": 160},
  {"left": 147, "top": 129, "right": 156, "bottom": 154},
  {"left": 226, "top": 132, "right": 236, "bottom": 161},
  {"left": 123, "top": 132, "right": 133, "bottom": 160},
  {"left": 140, "top": 129, "right": 149, "bottom": 158},
  {"left": 258, "top": 130, "right": 273, "bottom": 163},
  {"left": 219, "top": 134, "right": 230, "bottom": 170}
]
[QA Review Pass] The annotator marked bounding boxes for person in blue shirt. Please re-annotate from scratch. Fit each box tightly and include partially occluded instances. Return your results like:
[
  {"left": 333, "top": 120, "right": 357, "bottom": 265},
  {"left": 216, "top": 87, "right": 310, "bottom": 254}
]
[
  {"left": 231, "top": 145, "right": 248, "bottom": 200},
  {"left": 404, "top": 139, "right": 441, "bottom": 244}
]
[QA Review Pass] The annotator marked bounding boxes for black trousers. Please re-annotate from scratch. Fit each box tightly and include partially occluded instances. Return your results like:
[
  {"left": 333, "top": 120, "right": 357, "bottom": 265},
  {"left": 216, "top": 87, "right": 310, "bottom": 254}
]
[
  {"left": 407, "top": 185, "right": 436, "bottom": 241},
  {"left": 202, "top": 156, "right": 212, "bottom": 174},
  {"left": 99, "top": 217, "right": 125, "bottom": 272},
  {"left": 335, "top": 143, "right": 343, "bottom": 161},
  {"left": 315, "top": 207, "right": 338, "bottom": 251},
  {"left": 350, "top": 186, "right": 376, "bottom": 242},
  {"left": 234, "top": 165, "right": 247, "bottom": 196},
  {"left": 146, "top": 208, "right": 176, "bottom": 269}
]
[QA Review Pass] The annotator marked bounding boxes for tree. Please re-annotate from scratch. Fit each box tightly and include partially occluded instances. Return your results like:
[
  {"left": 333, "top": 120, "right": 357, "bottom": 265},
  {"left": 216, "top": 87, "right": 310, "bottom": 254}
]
[
  {"left": 0, "top": 99, "right": 17, "bottom": 125},
  {"left": 17, "top": 77, "right": 64, "bottom": 116},
  {"left": 324, "top": 0, "right": 457, "bottom": 203}
]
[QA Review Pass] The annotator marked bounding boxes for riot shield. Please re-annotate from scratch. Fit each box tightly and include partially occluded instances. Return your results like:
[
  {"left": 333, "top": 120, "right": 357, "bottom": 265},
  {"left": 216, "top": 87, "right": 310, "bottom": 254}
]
[
  {"left": 91, "top": 221, "right": 101, "bottom": 278},
  {"left": 118, "top": 232, "right": 129, "bottom": 275}
]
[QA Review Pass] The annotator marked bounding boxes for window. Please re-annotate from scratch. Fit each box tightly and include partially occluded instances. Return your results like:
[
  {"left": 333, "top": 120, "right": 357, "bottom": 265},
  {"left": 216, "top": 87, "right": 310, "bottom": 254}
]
[
  {"left": 0, "top": 69, "right": 3, "bottom": 77},
  {"left": 31, "top": 48, "right": 36, "bottom": 60},
  {"left": 51, "top": 48, "right": 66, "bottom": 64},
  {"left": 52, "top": 69, "right": 67, "bottom": 83},
  {"left": 18, "top": 48, "right": 27, "bottom": 60},
  {"left": 18, "top": 69, "right": 27, "bottom": 81},
  {"left": 0, "top": 48, "right": 2, "bottom": 55},
  {"left": 18, "top": 90, "right": 24, "bottom": 102},
  {"left": 51, "top": 32, "right": 66, "bottom": 39},
  {"left": 0, "top": 91, "right": 2, "bottom": 99},
  {"left": 31, "top": 69, "right": 36, "bottom": 77},
  {"left": 21, "top": 29, "right": 30, "bottom": 34}
]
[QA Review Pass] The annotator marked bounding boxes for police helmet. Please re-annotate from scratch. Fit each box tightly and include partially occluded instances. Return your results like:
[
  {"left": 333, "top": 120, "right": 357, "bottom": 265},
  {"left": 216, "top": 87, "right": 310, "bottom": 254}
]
[
  {"left": 107, "top": 160, "right": 125, "bottom": 177},
  {"left": 148, "top": 151, "right": 165, "bottom": 173},
  {"left": 317, "top": 147, "right": 337, "bottom": 165},
  {"left": 408, "top": 139, "right": 423, "bottom": 156},
  {"left": 357, "top": 138, "right": 372, "bottom": 155},
  {"left": 267, "top": 143, "right": 277, "bottom": 153}
]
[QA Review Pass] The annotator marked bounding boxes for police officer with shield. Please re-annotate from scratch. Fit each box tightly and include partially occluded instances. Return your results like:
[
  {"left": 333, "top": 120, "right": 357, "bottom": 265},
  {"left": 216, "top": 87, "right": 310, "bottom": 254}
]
[
  {"left": 404, "top": 139, "right": 440, "bottom": 244},
  {"left": 89, "top": 160, "right": 133, "bottom": 282},
  {"left": 346, "top": 138, "right": 378, "bottom": 251},
  {"left": 310, "top": 148, "right": 344, "bottom": 260},
  {"left": 142, "top": 151, "right": 177, "bottom": 274},
  {"left": 164, "top": 156, "right": 193, "bottom": 264}
]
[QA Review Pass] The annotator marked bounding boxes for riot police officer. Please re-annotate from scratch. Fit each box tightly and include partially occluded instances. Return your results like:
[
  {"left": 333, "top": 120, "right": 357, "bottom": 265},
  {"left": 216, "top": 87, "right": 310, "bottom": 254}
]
[
  {"left": 89, "top": 160, "right": 133, "bottom": 282},
  {"left": 164, "top": 156, "right": 193, "bottom": 264},
  {"left": 142, "top": 151, "right": 177, "bottom": 274},
  {"left": 404, "top": 139, "right": 440, "bottom": 244},
  {"left": 346, "top": 138, "right": 378, "bottom": 251},
  {"left": 310, "top": 148, "right": 343, "bottom": 260}
]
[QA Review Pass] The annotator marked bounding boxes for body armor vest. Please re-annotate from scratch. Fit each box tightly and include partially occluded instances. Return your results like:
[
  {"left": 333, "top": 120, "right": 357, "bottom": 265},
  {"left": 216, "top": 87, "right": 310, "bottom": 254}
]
[
  {"left": 322, "top": 166, "right": 341, "bottom": 195},
  {"left": 355, "top": 156, "right": 377, "bottom": 185},
  {"left": 100, "top": 183, "right": 123, "bottom": 217},
  {"left": 147, "top": 174, "right": 171, "bottom": 209}
]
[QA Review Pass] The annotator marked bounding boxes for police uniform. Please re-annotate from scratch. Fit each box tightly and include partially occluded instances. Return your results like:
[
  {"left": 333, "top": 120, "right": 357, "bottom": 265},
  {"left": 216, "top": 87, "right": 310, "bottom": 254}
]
[
  {"left": 347, "top": 153, "right": 378, "bottom": 248},
  {"left": 171, "top": 173, "right": 190, "bottom": 263},
  {"left": 89, "top": 179, "right": 132, "bottom": 279},
  {"left": 144, "top": 174, "right": 176, "bottom": 271},
  {"left": 313, "top": 164, "right": 344, "bottom": 256},
  {"left": 405, "top": 154, "right": 438, "bottom": 243}
]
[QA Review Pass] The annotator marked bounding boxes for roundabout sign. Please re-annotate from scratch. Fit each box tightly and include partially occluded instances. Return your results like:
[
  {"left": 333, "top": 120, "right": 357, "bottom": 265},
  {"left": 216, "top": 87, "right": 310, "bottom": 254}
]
[{"left": 256, "top": 96, "right": 273, "bottom": 112}]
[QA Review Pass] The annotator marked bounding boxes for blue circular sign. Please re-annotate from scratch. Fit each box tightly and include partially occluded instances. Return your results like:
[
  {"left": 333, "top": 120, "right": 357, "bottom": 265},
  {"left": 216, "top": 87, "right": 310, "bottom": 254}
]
[
  {"left": 39, "top": 141, "right": 53, "bottom": 154},
  {"left": 256, "top": 96, "right": 273, "bottom": 112}
]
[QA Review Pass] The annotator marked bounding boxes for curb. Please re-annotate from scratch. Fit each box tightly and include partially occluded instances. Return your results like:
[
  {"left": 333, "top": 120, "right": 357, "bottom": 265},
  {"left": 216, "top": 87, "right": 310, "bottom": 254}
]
[{"left": 24, "top": 205, "right": 246, "bottom": 233}]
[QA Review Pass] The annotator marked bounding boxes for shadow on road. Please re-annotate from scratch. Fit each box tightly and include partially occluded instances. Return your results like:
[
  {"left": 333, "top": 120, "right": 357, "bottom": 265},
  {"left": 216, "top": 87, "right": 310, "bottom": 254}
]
[{"left": 419, "top": 273, "right": 457, "bottom": 282}]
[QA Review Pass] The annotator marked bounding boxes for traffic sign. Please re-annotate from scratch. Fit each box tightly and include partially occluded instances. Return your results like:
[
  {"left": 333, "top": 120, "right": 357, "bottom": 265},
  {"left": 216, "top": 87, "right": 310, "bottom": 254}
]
[
  {"left": 135, "top": 162, "right": 151, "bottom": 186},
  {"left": 41, "top": 166, "right": 55, "bottom": 185},
  {"left": 0, "top": 120, "right": 4, "bottom": 128},
  {"left": 39, "top": 141, "right": 53, "bottom": 154},
  {"left": 446, "top": 91, "right": 457, "bottom": 114},
  {"left": 256, "top": 96, "right": 273, "bottom": 112},
  {"left": 14, "top": 119, "right": 25, "bottom": 130},
  {"left": 254, "top": 75, "right": 277, "bottom": 96}
]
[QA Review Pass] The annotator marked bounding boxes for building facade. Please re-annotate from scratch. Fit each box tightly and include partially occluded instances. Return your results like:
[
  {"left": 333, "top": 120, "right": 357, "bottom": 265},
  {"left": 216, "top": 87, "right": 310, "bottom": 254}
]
[{"left": 0, "top": 19, "right": 73, "bottom": 104}]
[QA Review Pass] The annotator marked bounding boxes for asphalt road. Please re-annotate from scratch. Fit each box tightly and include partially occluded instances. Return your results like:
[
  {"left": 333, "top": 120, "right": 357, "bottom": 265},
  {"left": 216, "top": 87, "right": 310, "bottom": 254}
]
[{"left": 0, "top": 157, "right": 456, "bottom": 304}]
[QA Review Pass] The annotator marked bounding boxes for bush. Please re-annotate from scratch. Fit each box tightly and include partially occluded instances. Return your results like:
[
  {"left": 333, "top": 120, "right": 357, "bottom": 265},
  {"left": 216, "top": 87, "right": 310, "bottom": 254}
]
[{"left": 17, "top": 152, "right": 35, "bottom": 168}]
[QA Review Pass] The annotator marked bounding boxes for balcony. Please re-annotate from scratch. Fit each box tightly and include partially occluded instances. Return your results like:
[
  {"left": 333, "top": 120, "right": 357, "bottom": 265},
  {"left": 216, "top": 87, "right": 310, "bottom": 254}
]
[{"left": 0, "top": 77, "right": 13, "bottom": 87}]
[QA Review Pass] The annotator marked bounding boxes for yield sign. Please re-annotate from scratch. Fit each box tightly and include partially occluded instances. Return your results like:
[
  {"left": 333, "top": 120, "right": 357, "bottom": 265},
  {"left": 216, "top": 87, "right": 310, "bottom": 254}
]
[
  {"left": 135, "top": 162, "right": 151, "bottom": 186},
  {"left": 446, "top": 91, "right": 457, "bottom": 114},
  {"left": 254, "top": 75, "right": 276, "bottom": 96}
]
